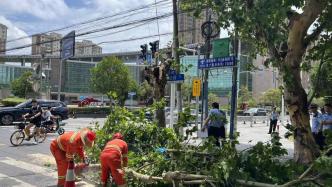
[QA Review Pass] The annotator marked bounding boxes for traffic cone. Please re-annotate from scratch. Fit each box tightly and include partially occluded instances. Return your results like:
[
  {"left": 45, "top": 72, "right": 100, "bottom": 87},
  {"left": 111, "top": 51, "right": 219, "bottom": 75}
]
[{"left": 64, "top": 161, "right": 76, "bottom": 187}]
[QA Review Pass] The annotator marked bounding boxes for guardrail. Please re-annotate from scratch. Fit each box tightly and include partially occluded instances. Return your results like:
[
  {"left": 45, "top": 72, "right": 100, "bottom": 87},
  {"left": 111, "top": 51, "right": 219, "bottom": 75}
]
[{"left": 237, "top": 115, "right": 290, "bottom": 127}]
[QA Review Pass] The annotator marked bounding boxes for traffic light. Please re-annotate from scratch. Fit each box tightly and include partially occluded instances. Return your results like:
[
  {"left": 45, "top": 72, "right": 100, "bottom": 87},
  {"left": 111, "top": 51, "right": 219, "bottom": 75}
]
[
  {"left": 140, "top": 44, "right": 147, "bottom": 60},
  {"left": 149, "top": 40, "right": 159, "bottom": 58}
]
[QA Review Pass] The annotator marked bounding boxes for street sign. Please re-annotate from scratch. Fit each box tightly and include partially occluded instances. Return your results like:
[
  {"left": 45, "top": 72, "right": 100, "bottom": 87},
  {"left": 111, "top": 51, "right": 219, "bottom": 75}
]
[
  {"left": 128, "top": 92, "right": 136, "bottom": 96},
  {"left": 167, "top": 70, "right": 184, "bottom": 83},
  {"left": 60, "top": 31, "right": 75, "bottom": 60},
  {"left": 198, "top": 56, "right": 236, "bottom": 69},
  {"left": 168, "top": 70, "right": 184, "bottom": 81},
  {"left": 213, "top": 38, "right": 230, "bottom": 58},
  {"left": 192, "top": 79, "right": 201, "bottom": 97}
]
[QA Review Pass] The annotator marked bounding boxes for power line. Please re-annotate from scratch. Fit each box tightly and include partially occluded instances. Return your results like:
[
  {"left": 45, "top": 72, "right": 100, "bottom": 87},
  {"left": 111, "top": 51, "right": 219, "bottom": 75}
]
[
  {"left": 1, "top": 12, "right": 174, "bottom": 53},
  {"left": 78, "top": 16, "right": 172, "bottom": 40},
  {"left": 6, "top": 0, "right": 171, "bottom": 43},
  {"left": 10, "top": 27, "right": 200, "bottom": 55},
  {"left": 75, "top": 1, "right": 172, "bottom": 33}
]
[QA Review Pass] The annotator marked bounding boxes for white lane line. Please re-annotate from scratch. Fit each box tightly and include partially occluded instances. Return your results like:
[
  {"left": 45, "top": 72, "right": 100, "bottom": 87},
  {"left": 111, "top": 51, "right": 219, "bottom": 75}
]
[
  {"left": 28, "top": 153, "right": 56, "bottom": 167},
  {"left": 0, "top": 157, "right": 57, "bottom": 178},
  {"left": 1, "top": 157, "right": 95, "bottom": 186},
  {"left": 0, "top": 173, "right": 35, "bottom": 187}
]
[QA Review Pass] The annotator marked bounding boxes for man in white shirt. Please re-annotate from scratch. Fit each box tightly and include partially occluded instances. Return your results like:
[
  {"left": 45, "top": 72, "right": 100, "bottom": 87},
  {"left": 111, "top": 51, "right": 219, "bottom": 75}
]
[{"left": 309, "top": 104, "right": 323, "bottom": 149}]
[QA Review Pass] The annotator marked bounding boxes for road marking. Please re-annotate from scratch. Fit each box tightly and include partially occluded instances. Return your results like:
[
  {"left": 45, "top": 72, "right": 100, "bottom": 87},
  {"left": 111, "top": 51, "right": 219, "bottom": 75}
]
[
  {"left": 0, "top": 173, "right": 35, "bottom": 187},
  {"left": 0, "top": 157, "right": 57, "bottom": 178},
  {"left": 0, "top": 157, "right": 95, "bottom": 186},
  {"left": 28, "top": 153, "right": 56, "bottom": 167}
]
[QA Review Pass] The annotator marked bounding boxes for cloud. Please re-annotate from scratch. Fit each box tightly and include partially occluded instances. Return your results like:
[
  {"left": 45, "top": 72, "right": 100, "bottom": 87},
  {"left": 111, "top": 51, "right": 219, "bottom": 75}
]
[
  {"left": 0, "top": 0, "right": 175, "bottom": 54},
  {"left": 0, "top": 0, "right": 70, "bottom": 20},
  {"left": 0, "top": 16, "right": 31, "bottom": 54}
]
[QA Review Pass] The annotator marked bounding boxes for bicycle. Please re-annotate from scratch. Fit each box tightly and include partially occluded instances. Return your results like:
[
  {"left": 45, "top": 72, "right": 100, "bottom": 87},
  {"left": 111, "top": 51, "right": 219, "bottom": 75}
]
[{"left": 10, "top": 120, "right": 47, "bottom": 146}]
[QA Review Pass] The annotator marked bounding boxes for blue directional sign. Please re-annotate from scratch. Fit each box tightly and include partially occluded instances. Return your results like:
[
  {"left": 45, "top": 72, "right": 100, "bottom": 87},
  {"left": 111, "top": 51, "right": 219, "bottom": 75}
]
[
  {"left": 168, "top": 70, "right": 184, "bottom": 82},
  {"left": 128, "top": 92, "right": 136, "bottom": 96},
  {"left": 198, "top": 56, "right": 236, "bottom": 69},
  {"left": 61, "top": 31, "right": 75, "bottom": 60}
]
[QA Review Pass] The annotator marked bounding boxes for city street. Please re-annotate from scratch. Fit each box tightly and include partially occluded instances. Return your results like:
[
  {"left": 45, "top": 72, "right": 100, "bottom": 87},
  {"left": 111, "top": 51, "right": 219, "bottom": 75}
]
[
  {"left": 0, "top": 118, "right": 104, "bottom": 187},
  {"left": 0, "top": 117, "right": 293, "bottom": 187}
]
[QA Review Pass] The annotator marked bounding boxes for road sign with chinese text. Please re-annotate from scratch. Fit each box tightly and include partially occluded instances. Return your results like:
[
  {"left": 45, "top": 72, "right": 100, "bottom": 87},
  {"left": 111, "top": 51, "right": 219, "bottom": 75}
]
[
  {"left": 192, "top": 79, "right": 201, "bottom": 97},
  {"left": 198, "top": 56, "right": 236, "bottom": 69}
]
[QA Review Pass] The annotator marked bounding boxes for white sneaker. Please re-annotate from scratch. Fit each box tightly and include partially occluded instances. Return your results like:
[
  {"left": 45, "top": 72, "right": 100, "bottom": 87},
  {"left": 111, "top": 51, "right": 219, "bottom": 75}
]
[{"left": 33, "top": 141, "right": 38, "bottom": 145}]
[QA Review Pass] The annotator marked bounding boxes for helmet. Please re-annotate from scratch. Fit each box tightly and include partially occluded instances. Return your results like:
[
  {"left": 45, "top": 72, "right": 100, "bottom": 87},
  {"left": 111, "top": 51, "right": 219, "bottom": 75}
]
[
  {"left": 86, "top": 131, "right": 96, "bottom": 142},
  {"left": 112, "top": 132, "right": 123, "bottom": 140},
  {"left": 81, "top": 128, "right": 96, "bottom": 147}
]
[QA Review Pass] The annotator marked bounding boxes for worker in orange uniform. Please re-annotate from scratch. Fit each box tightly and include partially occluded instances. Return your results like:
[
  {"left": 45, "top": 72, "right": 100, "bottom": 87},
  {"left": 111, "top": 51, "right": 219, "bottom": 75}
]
[
  {"left": 100, "top": 132, "right": 128, "bottom": 187},
  {"left": 50, "top": 128, "right": 96, "bottom": 187}
]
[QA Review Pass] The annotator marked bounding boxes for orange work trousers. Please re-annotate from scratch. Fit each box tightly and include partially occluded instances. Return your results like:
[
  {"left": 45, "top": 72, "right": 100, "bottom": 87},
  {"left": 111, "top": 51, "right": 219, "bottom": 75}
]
[
  {"left": 100, "top": 150, "right": 125, "bottom": 186},
  {"left": 50, "top": 140, "right": 68, "bottom": 186}
]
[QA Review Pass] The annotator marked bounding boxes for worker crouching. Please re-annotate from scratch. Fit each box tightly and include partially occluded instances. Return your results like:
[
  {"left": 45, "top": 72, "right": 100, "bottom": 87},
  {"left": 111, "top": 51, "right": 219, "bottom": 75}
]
[
  {"left": 50, "top": 128, "right": 96, "bottom": 187},
  {"left": 100, "top": 132, "right": 128, "bottom": 187}
]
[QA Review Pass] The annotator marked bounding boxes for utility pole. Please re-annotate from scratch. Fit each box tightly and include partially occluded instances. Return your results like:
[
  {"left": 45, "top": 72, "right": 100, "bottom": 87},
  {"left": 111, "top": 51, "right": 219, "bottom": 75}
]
[
  {"left": 172, "top": 0, "right": 182, "bottom": 113},
  {"left": 229, "top": 31, "right": 239, "bottom": 139},
  {"left": 202, "top": 9, "right": 212, "bottom": 121}
]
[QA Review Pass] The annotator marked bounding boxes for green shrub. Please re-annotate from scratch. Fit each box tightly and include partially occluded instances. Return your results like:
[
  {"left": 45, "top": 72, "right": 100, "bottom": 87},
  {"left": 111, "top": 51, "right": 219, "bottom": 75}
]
[
  {"left": 85, "top": 105, "right": 332, "bottom": 186},
  {"left": 68, "top": 106, "right": 111, "bottom": 114},
  {"left": 1, "top": 97, "right": 26, "bottom": 106}
]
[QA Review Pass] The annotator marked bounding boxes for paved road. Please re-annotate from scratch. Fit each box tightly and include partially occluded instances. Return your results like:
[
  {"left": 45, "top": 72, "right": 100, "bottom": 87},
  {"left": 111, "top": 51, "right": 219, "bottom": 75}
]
[
  {"left": 0, "top": 118, "right": 105, "bottom": 187},
  {"left": 0, "top": 117, "right": 293, "bottom": 187}
]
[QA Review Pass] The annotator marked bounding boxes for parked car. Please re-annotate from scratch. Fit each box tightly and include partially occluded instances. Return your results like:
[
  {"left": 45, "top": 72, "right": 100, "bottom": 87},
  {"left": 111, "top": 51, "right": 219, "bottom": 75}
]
[
  {"left": 0, "top": 99, "right": 68, "bottom": 126},
  {"left": 243, "top": 108, "right": 268, "bottom": 116}
]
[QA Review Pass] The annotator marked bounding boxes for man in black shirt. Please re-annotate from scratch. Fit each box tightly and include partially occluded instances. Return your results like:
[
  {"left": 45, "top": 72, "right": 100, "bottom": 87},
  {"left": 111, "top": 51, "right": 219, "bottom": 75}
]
[{"left": 23, "top": 99, "right": 42, "bottom": 143}]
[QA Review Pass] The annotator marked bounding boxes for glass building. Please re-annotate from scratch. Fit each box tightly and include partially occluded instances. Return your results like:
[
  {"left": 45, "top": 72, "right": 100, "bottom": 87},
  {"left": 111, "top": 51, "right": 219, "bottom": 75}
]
[
  {"left": 63, "top": 61, "right": 95, "bottom": 93},
  {"left": 61, "top": 61, "right": 143, "bottom": 94},
  {"left": 180, "top": 55, "right": 252, "bottom": 97},
  {"left": 0, "top": 64, "right": 32, "bottom": 87}
]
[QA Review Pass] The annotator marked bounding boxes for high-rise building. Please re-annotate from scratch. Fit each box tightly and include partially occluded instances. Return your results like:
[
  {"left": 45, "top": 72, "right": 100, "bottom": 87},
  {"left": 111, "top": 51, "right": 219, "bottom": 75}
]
[
  {"left": 0, "top": 23, "right": 8, "bottom": 54},
  {"left": 31, "top": 32, "right": 62, "bottom": 55},
  {"left": 178, "top": 1, "right": 218, "bottom": 46},
  {"left": 178, "top": 10, "right": 206, "bottom": 46},
  {"left": 75, "top": 40, "right": 102, "bottom": 56}
]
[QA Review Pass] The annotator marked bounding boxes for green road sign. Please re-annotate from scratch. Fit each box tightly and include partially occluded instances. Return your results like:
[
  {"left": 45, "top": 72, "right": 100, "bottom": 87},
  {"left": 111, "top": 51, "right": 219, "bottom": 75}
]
[{"left": 212, "top": 38, "right": 230, "bottom": 58}]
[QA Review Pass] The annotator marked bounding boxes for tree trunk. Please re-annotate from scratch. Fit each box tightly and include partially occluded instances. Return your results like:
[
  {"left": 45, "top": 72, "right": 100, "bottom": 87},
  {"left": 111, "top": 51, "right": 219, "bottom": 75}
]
[
  {"left": 284, "top": 31, "right": 320, "bottom": 164},
  {"left": 283, "top": 0, "right": 324, "bottom": 164}
]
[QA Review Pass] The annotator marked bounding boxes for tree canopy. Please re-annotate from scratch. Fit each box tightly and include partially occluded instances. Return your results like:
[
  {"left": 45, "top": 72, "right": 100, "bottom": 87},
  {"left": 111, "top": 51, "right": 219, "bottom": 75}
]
[
  {"left": 10, "top": 71, "right": 33, "bottom": 98},
  {"left": 90, "top": 56, "right": 136, "bottom": 105}
]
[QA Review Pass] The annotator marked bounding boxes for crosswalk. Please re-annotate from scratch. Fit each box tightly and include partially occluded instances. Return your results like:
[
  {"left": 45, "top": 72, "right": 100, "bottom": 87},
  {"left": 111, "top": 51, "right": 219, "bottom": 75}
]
[{"left": 0, "top": 153, "right": 95, "bottom": 187}]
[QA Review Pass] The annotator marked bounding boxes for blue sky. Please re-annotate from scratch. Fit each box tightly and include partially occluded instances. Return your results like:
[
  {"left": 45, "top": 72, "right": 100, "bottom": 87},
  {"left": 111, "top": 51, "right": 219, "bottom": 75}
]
[{"left": 0, "top": 0, "right": 174, "bottom": 54}]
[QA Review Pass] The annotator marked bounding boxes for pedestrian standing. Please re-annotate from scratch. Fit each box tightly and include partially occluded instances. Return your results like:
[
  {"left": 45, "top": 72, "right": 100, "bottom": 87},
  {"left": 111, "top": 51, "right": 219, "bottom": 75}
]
[
  {"left": 202, "top": 102, "right": 226, "bottom": 146},
  {"left": 321, "top": 103, "right": 332, "bottom": 130},
  {"left": 268, "top": 107, "right": 279, "bottom": 134},
  {"left": 309, "top": 104, "right": 324, "bottom": 149}
]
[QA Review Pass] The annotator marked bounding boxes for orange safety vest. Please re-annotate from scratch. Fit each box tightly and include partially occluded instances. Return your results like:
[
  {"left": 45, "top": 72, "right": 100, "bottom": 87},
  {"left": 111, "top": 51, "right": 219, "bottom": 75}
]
[
  {"left": 56, "top": 131, "right": 85, "bottom": 160},
  {"left": 102, "top": 139, "right": 128, "bottom": 167}
]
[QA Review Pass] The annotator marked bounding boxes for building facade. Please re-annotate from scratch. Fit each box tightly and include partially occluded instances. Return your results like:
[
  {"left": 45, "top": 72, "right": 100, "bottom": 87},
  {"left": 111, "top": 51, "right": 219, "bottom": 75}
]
[
  {"left": 75, "top": 40, "right": 102, "bottom": 56},
  {"left": 32, "top": 33, "right": 62, "bottom": 55},
  {"left": 0, "top": 23, "right": 7, "bottom": 54}
]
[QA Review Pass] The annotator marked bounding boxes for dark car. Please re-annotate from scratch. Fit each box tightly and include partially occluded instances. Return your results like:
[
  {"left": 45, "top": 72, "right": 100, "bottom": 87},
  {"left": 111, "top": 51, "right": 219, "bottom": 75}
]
[{"left": 0, "top": 99, "right": 68, "bottom": 126}]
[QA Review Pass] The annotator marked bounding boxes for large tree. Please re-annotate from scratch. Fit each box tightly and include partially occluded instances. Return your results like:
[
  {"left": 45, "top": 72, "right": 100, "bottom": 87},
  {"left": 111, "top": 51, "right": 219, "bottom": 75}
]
[
  {"left": 260, "top": 88, "right": 282, "bottom": 107},
  {"left": 182, "top": 0, "right": 331, "bottom": 163},
  {"left": 11, "top": 71, "right": 33, "bottom": 98},
  {"left": 90, "top": 56, "right": 135, "bottom": 106}
]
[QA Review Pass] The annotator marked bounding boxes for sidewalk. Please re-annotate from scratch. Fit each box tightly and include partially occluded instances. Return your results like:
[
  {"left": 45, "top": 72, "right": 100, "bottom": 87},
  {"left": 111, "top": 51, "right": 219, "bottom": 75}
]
[{"left": 184, "top": 121, "right": 294, "bottom": 157}]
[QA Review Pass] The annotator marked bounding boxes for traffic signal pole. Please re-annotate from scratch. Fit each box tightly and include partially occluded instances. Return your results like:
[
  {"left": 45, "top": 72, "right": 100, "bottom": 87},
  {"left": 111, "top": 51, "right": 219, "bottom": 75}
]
[{"left": 172, "top": 0, "right": 182, "bottom": 114}]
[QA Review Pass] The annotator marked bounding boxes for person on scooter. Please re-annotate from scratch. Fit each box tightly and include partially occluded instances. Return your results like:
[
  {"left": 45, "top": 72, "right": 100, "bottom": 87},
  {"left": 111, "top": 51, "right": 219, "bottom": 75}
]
[
  {"left": 42, "top": 106, "right": 57, "bottom": 131},
  {"left": 22, "top": 99, "right": 42, "bottom": 144}
]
